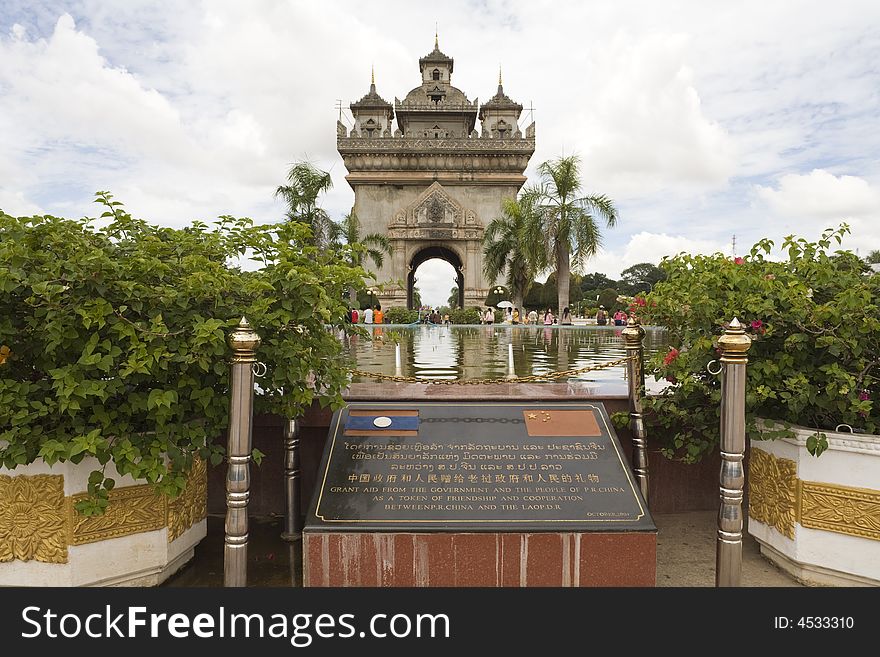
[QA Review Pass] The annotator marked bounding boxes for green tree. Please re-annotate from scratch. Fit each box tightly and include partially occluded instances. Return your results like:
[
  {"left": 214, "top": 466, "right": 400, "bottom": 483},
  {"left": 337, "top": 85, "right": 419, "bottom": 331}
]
[
  {"left": 482, "top": 197, "right": 536, "bottom": 311},
  {"left": 274, "top": 161, "right": 334, "bottom": 247},
  {"left": 523, "top": 155, "right": 618, "bottom": 314},
  {"left": 866, "top": 250, "right": 880, "bottom": 265},
  {"left": 579, "top": 272, "right": 617, "bottom": 293},
  {"left": 447, "top": 286, "right": 460, "bottom": 309},
  {"left": 331, "top": 211, "right": 391, "bottom": 306},
  {"left": 619, "top": 262, "right": 666, "bottom": 295}
]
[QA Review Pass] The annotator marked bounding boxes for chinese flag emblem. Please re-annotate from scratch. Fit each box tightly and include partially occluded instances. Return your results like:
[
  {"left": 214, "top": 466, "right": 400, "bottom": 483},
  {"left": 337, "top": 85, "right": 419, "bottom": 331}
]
[{"left": 522, "top": 409, "right": 602, "bottom": 437}]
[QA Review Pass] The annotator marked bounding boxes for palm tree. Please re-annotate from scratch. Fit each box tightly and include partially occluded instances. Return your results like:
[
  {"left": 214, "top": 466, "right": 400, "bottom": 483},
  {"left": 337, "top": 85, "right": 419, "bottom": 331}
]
[
  {"left": 867, "top": 250, "right": 880, "bottom": 265},
  {"left": 523, "top": 155, "right": 618, "bottom": 313},
  {"left": 482, "top": 196, "right": 536, "bottom": 312},
  {"left": 274, "top": 161, "right": 334, "bottom": 247},
  {"left": 332, "top": 211, "right": 391, "bottom": 306}
]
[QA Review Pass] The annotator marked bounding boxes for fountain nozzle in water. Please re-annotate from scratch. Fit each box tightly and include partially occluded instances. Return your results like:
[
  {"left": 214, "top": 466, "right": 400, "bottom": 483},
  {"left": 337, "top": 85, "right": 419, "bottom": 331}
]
[
  {"left": 395, "top": 343, "right": 402, "bottom": 377},
  {"left": 507, "top": 343, "right": 516, "bottom": 379}
]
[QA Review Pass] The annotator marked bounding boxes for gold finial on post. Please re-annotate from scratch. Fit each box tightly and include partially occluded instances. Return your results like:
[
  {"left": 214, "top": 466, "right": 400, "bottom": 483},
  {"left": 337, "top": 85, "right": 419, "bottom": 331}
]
[
  {"left": 498, "top": 64, "right": 503, "bottom": 86},
  {"left": 371, "top": 64, "right": 375, "bottom": 85},
  {"left": 435, "top": 23, "right": 439, "bottom": 49},
  {"left": 718, "top": 317, "right": 752, "bottom": 363}
]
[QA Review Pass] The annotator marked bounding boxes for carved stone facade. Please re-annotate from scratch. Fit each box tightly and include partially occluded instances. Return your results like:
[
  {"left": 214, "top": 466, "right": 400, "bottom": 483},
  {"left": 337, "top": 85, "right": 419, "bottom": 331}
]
[{"left": 339, "top": 38, "right": 535, "bottom": 309}]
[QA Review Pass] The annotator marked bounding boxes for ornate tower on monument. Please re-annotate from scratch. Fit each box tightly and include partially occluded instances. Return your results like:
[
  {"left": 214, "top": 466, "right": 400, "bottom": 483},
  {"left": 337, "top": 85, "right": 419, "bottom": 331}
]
[{"left": 337, "top": 36, "right": 535, "bottom": 310}]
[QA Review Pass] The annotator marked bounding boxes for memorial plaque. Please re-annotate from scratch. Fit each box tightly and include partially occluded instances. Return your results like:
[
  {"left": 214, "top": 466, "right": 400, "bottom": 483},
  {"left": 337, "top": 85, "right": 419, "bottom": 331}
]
[{"left": 305, "top": 402, "right": 655, "bottom": 533}]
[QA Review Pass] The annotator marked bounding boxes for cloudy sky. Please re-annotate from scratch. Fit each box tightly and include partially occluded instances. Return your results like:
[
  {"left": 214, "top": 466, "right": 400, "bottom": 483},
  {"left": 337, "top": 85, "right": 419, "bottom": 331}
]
[{"left": 2, "top": 1, "right": 879, "bottom": 306}]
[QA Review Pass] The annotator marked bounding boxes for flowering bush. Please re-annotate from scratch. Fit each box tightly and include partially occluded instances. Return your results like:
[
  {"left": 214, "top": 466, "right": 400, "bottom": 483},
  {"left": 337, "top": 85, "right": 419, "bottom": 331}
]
[
  {"left": 634, "top": 226, "right": 878, "bottom": 462},
  {"left": 0, "top": 193, "right": 365, "bottom": 513}
]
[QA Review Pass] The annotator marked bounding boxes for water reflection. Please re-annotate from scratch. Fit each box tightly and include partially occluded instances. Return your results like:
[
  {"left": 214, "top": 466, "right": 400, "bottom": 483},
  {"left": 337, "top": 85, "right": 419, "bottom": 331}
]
[{"left": 345, "top": 325, "right": 670, "bottom": 395}]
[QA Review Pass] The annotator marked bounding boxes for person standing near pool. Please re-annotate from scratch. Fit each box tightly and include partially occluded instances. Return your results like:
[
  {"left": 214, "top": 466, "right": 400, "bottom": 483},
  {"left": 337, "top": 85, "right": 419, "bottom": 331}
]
[
  {"left": 528, "top": 309, "right": 538, "bottom": 325},
  {"left": 595, "top": 305, "right": 607, "bottom": 326},
  {"left": 561, "top": 307, "right": 572, "bottom": 325},
  {"left": 484, "top": 308, "right": 494, "bottom": 324},
  {"left": 374, "top": 305, "right": 383, "bottom": 324},
  {"left": 543, "top": 309, "right": 554, "bottom": 325},
  {"left": 363, "top": 306, "right": 374, "bottom": 324}
]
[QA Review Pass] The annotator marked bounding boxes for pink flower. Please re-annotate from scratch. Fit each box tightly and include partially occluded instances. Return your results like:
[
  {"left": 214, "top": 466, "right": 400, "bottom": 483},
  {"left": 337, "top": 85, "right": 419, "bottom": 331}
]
[
  {"left": 859, "top": 391, "right": 871, "bottom": 402},
  {"left": 663, "top": 348, "right": 680, "bottom": 366},
  {"left": 734, "top": 257, "right": 744, "bottom": 264},
  {"left": 635, "top": 297, "right": 647, "bottom": 307}
]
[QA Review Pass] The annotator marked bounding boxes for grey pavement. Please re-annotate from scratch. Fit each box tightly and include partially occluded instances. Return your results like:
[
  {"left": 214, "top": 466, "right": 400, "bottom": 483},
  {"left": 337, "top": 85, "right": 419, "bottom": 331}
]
[{"left": 654, "top": 511, "right": 801, "bottom": 587}]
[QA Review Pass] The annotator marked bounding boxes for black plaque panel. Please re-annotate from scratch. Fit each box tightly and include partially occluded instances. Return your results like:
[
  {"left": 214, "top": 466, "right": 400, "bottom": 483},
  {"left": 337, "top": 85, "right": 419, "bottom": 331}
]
[{"left": 304, "top": 402, "right": 655, "bottom": 532}]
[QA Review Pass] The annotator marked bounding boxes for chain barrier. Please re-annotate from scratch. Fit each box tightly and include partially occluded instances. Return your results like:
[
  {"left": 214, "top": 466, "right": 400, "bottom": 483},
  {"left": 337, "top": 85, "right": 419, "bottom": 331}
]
[{"left": 349, "top": 355, "right": 633, "bottom": 385}]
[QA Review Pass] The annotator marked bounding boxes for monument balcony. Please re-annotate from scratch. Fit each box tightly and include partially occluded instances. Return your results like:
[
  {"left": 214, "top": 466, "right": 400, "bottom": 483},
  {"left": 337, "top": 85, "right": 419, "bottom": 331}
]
[{"left": 337, "top": 135, "right": 535, "bottom": 156}]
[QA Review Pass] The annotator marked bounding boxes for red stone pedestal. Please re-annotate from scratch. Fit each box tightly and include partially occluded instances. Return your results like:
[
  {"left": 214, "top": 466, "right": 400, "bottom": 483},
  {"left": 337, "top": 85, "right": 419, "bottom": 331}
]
[{"left": 304, "top": 531, "right": 656, "bottom": 587}]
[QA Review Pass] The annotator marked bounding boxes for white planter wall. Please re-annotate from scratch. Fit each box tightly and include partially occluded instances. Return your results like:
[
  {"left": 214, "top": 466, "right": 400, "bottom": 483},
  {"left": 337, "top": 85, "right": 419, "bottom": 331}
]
[
  {"left": 748, "top": 423, "right": 880, "bottom": 586},
  {"left": 0, "top": 457, "right": 207, "bottom": 586}
]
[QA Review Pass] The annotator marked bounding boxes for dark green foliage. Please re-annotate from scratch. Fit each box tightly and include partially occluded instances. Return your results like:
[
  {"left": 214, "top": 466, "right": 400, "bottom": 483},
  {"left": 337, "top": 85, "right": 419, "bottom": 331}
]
[
  {"left": 618, "top": 262, "right": 666, "bottom": 295},
  {"left": 383, "top": 307, "right": 419, "bottom": 324},
  {"left": 449, "top": 307, "right": 483, "bottom": 324},
  {"left": 631, "top": 226, "right": 878, "bottom": 462},
  {"left": 0, "top": 193, "right": 365, "bottom": 513}
]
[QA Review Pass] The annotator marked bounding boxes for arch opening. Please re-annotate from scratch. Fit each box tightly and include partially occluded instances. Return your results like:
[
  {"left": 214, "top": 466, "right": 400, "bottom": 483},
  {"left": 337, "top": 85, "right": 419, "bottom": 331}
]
[{"left": 407, "top": 247, "right": 464, "bottom": 310}]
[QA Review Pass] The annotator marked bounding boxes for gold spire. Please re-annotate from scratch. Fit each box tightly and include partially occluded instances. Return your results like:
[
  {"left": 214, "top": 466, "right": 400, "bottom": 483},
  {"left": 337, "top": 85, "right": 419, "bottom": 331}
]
[
  {"left": 498, "top": 65, "right": 503, "bottom": 86},
  {"left": 435, "top": 23, "right": 438, "bottom": 49},
  {"left": 371, "top": 64, "right": 375, "bottom": 85}
]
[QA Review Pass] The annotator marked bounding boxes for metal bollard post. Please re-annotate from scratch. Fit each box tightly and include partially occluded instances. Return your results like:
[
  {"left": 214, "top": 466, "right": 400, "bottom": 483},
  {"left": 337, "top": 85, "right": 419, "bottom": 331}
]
[
  {"left": 622, "top": 316, "right": 649, "bottom": 502},
  {"left": 281, "top": 418, "right": 303, "bottom": 541},
  {"left": 224, "top": 317, "right": 261, "bottom": 587},
  {"left": 716, "top": 317, "right": 752, "bottom": 587}
]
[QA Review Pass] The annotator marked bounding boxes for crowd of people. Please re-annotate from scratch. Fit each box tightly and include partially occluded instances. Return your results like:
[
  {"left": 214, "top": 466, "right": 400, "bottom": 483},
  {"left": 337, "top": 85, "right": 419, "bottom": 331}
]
[
  {"left": 346, "top": 301, "right": 629, "bottom": 327},
  {"left": 345, "top": 305, "right": 384, "bottom": 324},
  {"left": 480, "top": 306, "right": 577, "bottom": 326}
]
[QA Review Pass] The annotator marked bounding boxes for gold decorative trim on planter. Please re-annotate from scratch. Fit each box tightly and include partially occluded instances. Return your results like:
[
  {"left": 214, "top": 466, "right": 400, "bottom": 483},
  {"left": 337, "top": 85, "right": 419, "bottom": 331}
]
[
  {"left": 748, "top": 448, "right": 798, "bottom": 538},
  {"left": 750, "top": 447, "right": 880, "bottom": 542},
  {"left": 0, "top": 474, "right": 68, "bottom": 564},
  {"left": 800, "top": 481, "right": 880, "bottom": 541},
  {"left": 167, "top": 458, "right": 208, "bottom": 542},
  {"left": 69, "top": 485, "right": 166, "bottom": 546},
  {"left": 0, "top": 458, "right": 207, "bottom": 564}
]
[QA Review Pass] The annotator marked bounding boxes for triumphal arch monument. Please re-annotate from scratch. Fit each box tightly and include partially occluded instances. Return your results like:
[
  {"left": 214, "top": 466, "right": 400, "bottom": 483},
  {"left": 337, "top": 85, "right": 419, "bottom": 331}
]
[{"left": 336, "top": 37, "right": 535, "bottom": 309}]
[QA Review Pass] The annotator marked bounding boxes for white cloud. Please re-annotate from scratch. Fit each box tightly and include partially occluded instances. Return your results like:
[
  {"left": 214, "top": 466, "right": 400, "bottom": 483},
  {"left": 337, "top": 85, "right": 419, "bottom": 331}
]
[
  {"left": 578, "top": 32, "right": 736, "bottom": 196},
  {"left": 582, "top": 232, "right": 728, "bottom": 280},
  {"left": 1, "top": 0, "right": 880, "bottom": 267},
  {"left": 755, "top": 169, "right": 880, "bottom": 220}
]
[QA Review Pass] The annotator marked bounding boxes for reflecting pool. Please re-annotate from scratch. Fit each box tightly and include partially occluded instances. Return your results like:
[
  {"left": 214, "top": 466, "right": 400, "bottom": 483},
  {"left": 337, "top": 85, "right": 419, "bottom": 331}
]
[{"left": 343, "top": 324, "right": 670, "bottom": 395}]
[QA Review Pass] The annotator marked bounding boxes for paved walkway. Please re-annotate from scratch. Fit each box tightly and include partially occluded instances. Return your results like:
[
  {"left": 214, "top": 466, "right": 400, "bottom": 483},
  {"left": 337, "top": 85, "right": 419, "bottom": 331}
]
[
  {"left": 654, "top": 511, "right": 800, "bottom": 587},
  {"left": 166, "top": 511, "right": 802, "bottom": 587}
]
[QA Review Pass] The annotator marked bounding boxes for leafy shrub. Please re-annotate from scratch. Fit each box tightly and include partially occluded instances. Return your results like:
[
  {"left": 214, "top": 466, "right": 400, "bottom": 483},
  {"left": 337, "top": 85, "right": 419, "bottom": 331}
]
[
  {"left": 449, "top": 307, "right": 482, "bottom": 324},
  {"left": 635, "top": 226, "right": 878, "bottom": 462},
  {"left": 0, "top": 193, "right": 365, "bottom": 513},
  {"left": 383, "top": 307, "right": 419, "bottom": 324}
]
